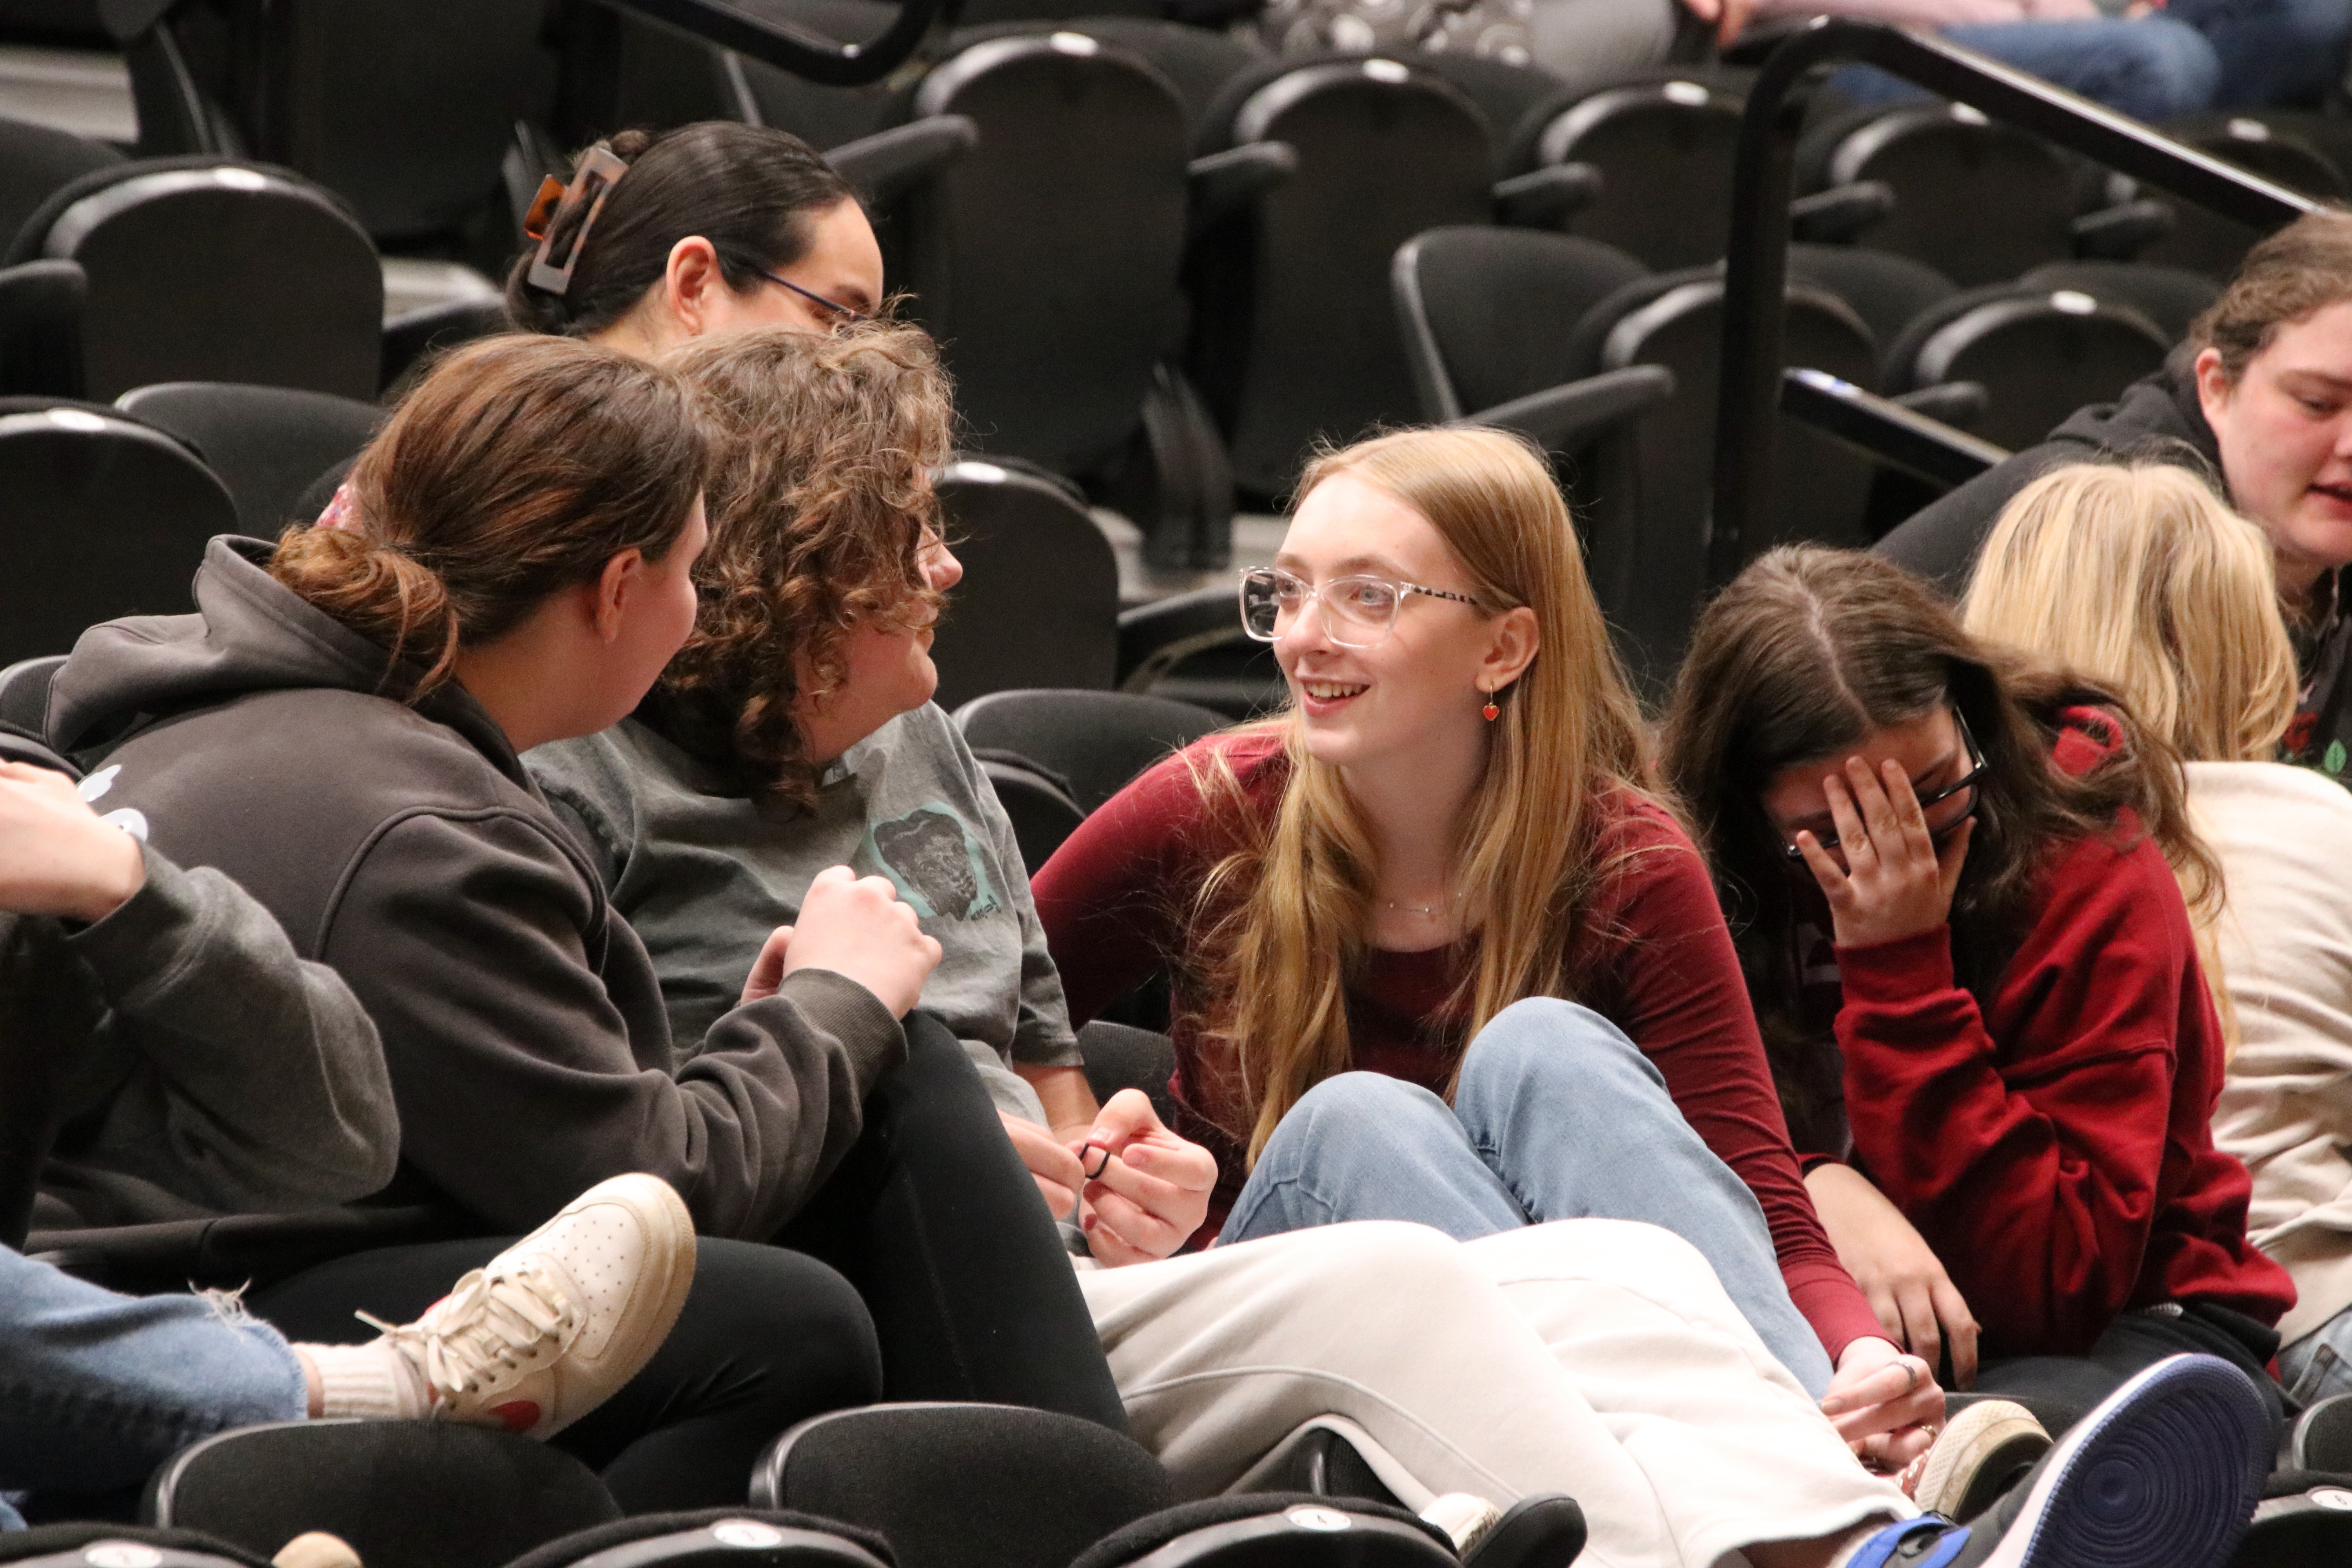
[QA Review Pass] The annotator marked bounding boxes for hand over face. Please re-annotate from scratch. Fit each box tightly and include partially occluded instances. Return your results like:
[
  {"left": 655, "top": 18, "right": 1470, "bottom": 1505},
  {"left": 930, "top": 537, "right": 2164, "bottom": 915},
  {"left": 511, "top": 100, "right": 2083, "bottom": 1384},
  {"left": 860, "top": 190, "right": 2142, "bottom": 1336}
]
[
  {"left": 0, "top": 762, "right": 145, "bottom": 923},
  {"left": 1791, "top": 757, "right": 1973, "bottom": 950}
]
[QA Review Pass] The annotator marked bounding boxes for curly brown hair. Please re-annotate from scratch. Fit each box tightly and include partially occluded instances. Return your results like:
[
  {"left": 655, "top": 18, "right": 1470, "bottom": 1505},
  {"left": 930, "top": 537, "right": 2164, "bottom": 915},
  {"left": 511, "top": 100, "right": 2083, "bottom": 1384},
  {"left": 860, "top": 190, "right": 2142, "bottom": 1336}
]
[{"left": 651, "top": 322, "right": 954, "bottom": 804}]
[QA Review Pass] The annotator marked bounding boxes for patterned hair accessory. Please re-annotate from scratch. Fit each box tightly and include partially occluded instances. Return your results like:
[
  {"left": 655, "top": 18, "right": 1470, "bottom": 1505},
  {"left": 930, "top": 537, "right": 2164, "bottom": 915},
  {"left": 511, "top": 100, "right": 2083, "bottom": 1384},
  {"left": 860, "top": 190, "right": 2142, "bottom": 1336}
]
[
  {"left": 314, "top": 481, "right": 360, "bottom": 532},
  {"left": 524, "top": 143, "right": 632, "bottom": 299}
]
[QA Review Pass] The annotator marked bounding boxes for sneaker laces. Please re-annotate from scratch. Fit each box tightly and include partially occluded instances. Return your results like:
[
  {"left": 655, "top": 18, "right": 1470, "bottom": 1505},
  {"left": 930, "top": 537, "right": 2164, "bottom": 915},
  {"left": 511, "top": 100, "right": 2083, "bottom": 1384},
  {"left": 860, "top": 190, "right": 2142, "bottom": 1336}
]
[{"left": 356, "top": 1263, "right": 580, "bottom": 1409}]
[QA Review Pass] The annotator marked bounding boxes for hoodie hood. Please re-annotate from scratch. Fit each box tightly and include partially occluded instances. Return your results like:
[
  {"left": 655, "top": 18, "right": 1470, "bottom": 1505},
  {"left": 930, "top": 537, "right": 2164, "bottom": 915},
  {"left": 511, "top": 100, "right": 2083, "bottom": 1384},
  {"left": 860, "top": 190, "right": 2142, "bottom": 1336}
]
[{"left": 51, "top": 536, "right": 523, "bottom": 782}]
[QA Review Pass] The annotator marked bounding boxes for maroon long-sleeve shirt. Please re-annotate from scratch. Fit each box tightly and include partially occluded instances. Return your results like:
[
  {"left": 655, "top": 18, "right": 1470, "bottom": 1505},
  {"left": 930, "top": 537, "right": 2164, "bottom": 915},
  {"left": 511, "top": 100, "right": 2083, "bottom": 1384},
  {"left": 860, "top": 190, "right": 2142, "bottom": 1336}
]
[{"left": 1033, "top": 732, "right": 1887, "bottom": 1365}]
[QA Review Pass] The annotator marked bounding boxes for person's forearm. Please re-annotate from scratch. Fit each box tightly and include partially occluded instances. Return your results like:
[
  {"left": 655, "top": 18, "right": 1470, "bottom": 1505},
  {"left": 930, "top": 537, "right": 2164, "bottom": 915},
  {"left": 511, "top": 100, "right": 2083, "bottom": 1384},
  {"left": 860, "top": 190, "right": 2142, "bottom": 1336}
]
[{"left": 1018, "top": 1061, "right": 1102, "bottom": 1136}]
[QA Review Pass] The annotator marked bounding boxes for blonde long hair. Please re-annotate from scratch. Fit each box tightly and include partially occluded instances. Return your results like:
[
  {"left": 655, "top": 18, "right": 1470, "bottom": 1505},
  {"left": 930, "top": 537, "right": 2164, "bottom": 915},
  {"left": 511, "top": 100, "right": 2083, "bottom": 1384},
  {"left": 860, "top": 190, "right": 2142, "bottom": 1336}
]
[
  {"left": 1960, "top": 460, "right": 2289, "bottom": 1057},
  {"left": 1962, "top": 463, "right": 2297, "bottom": 762},
  {"left": 1187, "top": 427, "right": 1663, "bottom": 1163}
]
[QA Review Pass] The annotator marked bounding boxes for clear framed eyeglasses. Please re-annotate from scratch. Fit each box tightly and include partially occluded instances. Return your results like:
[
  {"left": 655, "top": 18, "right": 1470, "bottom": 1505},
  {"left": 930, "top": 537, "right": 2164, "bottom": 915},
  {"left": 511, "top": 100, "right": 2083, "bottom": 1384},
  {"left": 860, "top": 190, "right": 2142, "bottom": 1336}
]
[{"left": 1238, "top": 566, "right": 1485, "bottom": 650}]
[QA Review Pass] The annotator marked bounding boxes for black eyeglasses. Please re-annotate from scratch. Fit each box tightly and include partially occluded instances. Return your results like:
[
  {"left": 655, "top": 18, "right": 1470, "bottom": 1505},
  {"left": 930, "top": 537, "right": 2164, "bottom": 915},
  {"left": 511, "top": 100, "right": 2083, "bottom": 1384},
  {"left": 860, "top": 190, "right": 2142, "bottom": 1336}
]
[
  {"left": 1781, "top": 708, "right": 1987, "bottom": 862},
  {"left": 753, "top": 267, "right": 865, "bottom": 322}
]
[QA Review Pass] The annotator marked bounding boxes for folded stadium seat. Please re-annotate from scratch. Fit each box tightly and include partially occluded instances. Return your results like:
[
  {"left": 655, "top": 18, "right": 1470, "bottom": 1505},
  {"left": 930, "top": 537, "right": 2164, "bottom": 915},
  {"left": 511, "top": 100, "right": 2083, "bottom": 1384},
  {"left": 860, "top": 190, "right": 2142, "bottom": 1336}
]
[
  {"left": 929, "top": 460, "right": 1122, "bottom": 712},
  {"left": 2229, "top": 1474, "right": 2352, "bottom": 1566},
  {"left": 2125, "top": 113, "right": 2351, "bottom": 280},
  {"left": 951, "top": 688, "right": 1224, "bottom": 813},
  {"left": 113, "top": 0, "right": 558, "bottom": 271},
  {"left": 1783, "top": 242, "right": 1957, "bottom": 358},
  {"left": 143, "top": 1421, "right": 621, "bottom": 1568},
  {"left": 0, "top": 399, "right": 236, "bottom": 667},
  {"left": 972, "top": 751, "right": 1088, "bottom": 871},
  {"left": 0, "top": 116, "right": 126, "bottom": 259},
  {"left": 114, "top": 383, "right": 383, "bottom": 539},
  {"left": 1183, "top": 53, "right": 1499, "bottom": 502},
  {"left": 0, "top": 1524, "right": 272, "bottom": 1568},
  {"left": 503, "top": 1509, "right": 897, "bottom": 1568},
  {"left": 1796, "top": 102, "right": 2107, "bottom": 288},
  {"left": 1503, "top": 74, "right": 1744, "bottom": 270},
  {"left": 1389, "top": 224, "right": 1876, "bottom": 687},
  {"left": 0, "top": 257, "right": 84, "bottom": 396},
  {"left": 2, "top": 158, "right": 382, "bottom": 401},
  {"left": 749, "top": 1405, "right": 1510, "bottom": 1568},
  {"left": 1112, "top": 586, "right": 1283, "bottom": 720},
  {"left": 1880, "top": 283, "right": 2172, "bottom": 452},
  {"left": 2017, "top": 260, "right": 2218, "bottom": 345},
  {"left": 0, "top": 654, "right": 65, "bottom": 737}
]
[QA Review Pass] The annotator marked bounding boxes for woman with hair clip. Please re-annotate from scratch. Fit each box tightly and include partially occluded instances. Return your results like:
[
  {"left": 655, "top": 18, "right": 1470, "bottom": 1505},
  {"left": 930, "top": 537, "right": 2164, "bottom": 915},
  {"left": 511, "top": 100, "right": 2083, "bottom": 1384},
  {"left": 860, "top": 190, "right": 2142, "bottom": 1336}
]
[
  {"left": 41, "top": 334, "right": 941, "bottom": 1508},
  {"left": 1961, "top": 460, "right": 2352, "bottom": 1412},
  {"left": 524, "top": 332, "right": 2270, "bottom": 1568},
  {"left": 507, "top": 120, "right": 880, "bottom": 349},
  {"left": 1875, "top": 209, "right": 2352, "bottom": 789},
  {"left": 1658, "top": 543, "right": 2294, "bottom": 1443}
]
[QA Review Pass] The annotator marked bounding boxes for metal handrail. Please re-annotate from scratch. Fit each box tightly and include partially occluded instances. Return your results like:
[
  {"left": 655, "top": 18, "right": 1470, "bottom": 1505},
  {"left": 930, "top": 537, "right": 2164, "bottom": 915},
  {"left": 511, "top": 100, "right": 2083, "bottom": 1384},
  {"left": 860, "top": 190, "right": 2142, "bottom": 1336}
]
[
  {"left": 1712, "top": 18, "right": 2318, "bottom": 580},
  {"left": 599, "top": 0, "right": 962, "bottom": 87}
]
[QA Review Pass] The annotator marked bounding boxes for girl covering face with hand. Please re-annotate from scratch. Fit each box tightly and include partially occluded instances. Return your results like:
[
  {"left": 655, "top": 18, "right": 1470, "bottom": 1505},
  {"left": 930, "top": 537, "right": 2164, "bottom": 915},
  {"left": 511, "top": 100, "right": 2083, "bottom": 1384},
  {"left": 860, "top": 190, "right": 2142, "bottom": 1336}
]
[{"left": 1661, "top": 544, "right": 2294, "bottom": 1438}]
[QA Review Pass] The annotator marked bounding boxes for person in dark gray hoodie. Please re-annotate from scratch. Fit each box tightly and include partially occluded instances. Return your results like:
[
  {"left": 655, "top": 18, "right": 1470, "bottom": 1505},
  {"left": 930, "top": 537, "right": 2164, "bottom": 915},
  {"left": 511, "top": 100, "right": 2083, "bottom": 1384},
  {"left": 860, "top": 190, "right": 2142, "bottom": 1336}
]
[{"left": 40, "top": 334, "right": 925, "bottom": 1509}]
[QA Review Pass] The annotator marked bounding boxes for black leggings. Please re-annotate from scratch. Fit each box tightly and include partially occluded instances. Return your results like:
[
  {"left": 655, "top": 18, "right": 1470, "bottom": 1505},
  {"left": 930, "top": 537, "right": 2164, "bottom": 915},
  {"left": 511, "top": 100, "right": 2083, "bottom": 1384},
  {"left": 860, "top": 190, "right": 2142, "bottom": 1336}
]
[
  {"left": 254, "top": 1013, "right": 1122, "bottom": 1510},
  {"left": 1972, "top": 1301, "right": 2287, "bottom": 1442},
  {"left": 773, "top": 1013, "right": 1123, "bottom": 1427}
]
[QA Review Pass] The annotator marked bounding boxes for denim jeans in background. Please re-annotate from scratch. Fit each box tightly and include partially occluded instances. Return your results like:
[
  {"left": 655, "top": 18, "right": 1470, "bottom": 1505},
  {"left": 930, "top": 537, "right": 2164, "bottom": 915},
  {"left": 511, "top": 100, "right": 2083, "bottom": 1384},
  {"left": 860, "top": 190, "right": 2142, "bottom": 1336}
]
[
  {"left": 0, "top": 1247, "right": 307, "bottom": 1525},
  {"left": 1828, "top": 16, "right": 2222, "bottom": 124},
  {"left": 2279, "top": 1298, "right": 2352, "bottom": 1408},
  {"left": 2167, "top": 0, "right": 2352, "bottom": 112},
  {"left": 1218, "top": 996, "right": 1838, "bottom": 1397}
]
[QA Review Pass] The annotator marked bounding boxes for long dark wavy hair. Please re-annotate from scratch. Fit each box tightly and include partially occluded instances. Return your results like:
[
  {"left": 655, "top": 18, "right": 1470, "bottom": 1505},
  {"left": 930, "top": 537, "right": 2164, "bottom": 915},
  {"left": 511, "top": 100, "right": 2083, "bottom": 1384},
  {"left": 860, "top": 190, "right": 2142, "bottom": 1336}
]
[{"left": 1658, "top": 546, "right": 2216, "bottom": 1134}]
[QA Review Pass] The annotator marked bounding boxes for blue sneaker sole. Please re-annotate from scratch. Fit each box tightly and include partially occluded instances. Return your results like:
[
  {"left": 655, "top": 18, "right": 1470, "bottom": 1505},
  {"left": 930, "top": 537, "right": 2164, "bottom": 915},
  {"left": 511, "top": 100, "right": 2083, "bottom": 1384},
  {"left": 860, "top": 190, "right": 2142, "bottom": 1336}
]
[{"left": 1987, "top": 1354, "right": 2269, "bottom": 1568}]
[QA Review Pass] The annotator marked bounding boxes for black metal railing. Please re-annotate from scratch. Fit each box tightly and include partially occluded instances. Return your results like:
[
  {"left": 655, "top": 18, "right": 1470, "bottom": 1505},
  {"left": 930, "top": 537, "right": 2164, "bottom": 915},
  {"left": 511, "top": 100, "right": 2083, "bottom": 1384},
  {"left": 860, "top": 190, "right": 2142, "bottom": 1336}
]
[
  {"left": 601, "top": 0, "right": 961, "bottom": 85},
  {"left": 1712, "top": 18, "right": 2316, "bottom": 579}
]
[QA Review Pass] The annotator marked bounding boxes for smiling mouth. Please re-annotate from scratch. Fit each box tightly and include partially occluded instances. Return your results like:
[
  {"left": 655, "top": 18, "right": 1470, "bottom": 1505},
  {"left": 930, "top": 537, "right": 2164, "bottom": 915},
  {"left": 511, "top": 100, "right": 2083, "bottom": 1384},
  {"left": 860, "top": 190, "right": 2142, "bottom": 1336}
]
[
  {"left": 1298, "top": 679, "right": 1367, "bottom": 702},
  {"left": 2313, "top": 483, "right": 2352, "bottom": 506}
]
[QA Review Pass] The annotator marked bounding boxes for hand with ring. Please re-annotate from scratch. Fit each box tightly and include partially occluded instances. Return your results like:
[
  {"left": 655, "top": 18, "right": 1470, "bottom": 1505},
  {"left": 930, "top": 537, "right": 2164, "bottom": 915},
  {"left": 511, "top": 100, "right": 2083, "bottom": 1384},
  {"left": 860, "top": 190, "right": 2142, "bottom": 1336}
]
[{"left": 1821, "top": 1338, "right": 1947, "bottom": 1471}]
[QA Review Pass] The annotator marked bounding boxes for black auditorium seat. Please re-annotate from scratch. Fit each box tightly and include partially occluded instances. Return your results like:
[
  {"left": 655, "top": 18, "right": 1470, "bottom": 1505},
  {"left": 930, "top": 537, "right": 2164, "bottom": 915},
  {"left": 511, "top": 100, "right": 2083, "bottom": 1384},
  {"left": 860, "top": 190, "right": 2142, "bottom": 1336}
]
[
  {"left": 0, "top": 399, "right": 238, "bottom": 667},
  {"left": 1507, "top": 74, "right": 1746, "bottom": 270},
  {"left": 929, "top": 460, "right": 1122, "bottom": 712},
  {"left": 1796, "top": 102, "right": 2085, "bottom": 287},
  {"left": 2017, "top": 260, "right": 2218, "bottom": 345},
  {"left": 953, "top": 687, "right": 1224, "bottom": 813},
  {"left": 114, "top": 383, "right": 383, "bottom": 539},
  {"left": 4, "top": 159, "right": 381, "bottom": 401},
  {"left": 1882, "top": 282, "right": 2172, "bottom": 452},
  {"left": 0, "top": 115, "right": 126, "bottom": 253},
  {"left": 2132, "top": 113, "right": 2350, "bottom": 279},
  {"left": 1185, "top": 53, "right": 1496, "bottom": 500},
  {"left": 504, "top": 1511, "right": 896, "bottom": 1568}
]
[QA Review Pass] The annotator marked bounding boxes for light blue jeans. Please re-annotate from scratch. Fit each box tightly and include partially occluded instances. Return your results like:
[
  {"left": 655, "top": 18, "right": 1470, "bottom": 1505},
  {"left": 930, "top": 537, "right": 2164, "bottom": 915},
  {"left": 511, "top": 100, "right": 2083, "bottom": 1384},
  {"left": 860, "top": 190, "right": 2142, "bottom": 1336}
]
[
  {"left": 2280, "top": 1298, "right": 2352, "bottom": 1408},
  {"left": 0, "top": 1247, "right": 307, "bottom": 1527},
  {"left": 1220, "top": 997, "right": 1837, "bottom": 1397}
]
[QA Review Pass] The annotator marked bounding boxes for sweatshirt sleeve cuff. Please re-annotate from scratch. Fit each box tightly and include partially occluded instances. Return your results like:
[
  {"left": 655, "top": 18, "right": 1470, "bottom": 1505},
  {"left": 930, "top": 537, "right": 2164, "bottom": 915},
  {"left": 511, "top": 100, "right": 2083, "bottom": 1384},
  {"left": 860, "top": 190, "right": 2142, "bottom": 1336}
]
[
  {"left": 774, "top": 967, "right": 907, "bottom": 1098},
  {"left": 62, "top": 842, "right": 201, "bottom": 996},
  {"left": 1788, "top": 1265, "right": 1889, "bottom": 1368},
  {"left": 1831, "top": 923, "right": 1956, "bottom": 1004}
]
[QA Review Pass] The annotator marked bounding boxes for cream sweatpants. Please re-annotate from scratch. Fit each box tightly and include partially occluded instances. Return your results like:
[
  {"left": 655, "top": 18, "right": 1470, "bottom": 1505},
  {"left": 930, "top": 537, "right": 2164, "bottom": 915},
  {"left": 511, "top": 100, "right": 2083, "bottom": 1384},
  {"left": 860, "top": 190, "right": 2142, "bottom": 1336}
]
[{"left": 1078, "top": 1219, "right": 1913, "bottom": 1568}]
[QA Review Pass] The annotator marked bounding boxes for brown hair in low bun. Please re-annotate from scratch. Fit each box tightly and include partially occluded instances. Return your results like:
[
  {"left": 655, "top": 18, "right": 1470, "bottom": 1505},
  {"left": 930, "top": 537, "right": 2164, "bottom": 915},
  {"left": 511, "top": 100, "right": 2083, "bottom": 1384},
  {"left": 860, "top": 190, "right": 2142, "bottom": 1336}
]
[{"left": 269, "top": 334, "right": 710, "bottom": 698}]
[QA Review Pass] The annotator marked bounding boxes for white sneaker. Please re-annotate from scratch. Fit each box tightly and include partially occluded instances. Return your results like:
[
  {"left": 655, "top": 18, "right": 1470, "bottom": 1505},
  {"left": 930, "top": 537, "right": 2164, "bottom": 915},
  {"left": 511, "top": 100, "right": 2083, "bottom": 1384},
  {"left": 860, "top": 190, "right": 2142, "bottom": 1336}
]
[
  {"left": 1904, "top": 1399, "right": 2051, "bottom": 1522},
  {"left": 363, "top": 1173, "right": 696, "bottom": 1439}
]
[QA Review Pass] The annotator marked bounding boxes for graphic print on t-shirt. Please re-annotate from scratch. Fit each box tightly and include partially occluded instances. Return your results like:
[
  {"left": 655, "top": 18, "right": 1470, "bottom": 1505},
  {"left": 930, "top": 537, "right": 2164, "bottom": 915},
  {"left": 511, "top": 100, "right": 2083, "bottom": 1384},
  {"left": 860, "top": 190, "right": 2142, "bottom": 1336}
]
[{"left": 867, "top": 803, "right": 1002, "bottom": 920}]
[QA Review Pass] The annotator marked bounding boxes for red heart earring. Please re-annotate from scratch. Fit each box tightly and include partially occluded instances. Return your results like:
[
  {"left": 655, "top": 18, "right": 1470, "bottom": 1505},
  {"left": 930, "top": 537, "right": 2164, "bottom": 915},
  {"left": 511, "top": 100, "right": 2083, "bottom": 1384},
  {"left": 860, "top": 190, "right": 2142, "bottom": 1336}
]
[{"left": 1481, "top": 691, "right": 1500, "bottom": 722}]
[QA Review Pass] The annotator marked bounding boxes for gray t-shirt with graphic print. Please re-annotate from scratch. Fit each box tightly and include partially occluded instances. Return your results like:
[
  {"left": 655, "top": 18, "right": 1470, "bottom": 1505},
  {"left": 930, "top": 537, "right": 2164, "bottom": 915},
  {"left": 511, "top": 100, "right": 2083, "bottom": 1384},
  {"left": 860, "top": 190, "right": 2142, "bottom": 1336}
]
[{"left": 526, "top": 704, "right": 1075, "bottom": 1125}]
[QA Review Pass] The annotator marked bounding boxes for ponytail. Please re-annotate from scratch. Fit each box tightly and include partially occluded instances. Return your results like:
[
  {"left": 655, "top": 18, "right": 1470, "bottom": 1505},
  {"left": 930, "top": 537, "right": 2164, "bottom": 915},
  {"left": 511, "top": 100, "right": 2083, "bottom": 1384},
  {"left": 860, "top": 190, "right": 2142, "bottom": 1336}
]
[{"left": 269, "top": 334, "right": 710, "bottom": 699}]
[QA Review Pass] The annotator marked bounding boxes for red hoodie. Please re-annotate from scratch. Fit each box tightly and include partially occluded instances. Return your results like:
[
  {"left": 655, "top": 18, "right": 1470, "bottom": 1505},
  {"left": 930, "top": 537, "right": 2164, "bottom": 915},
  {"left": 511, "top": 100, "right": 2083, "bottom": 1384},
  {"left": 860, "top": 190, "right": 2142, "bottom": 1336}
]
[{"left": 1798, "top": 711, "right": 2294, "bottom": 1357}]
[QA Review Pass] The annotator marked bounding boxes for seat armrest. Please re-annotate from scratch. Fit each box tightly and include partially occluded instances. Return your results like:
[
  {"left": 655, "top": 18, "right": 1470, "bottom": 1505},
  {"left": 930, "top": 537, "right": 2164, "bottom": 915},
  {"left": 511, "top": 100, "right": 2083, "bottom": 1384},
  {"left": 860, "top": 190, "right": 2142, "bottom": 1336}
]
[
  {"left": 1463, "top": 364, "right": 1676, "bottom": 453},
  {"left": 1187, "top": 142, "right": 1297, "bottom": 233},
  {"left": 1790, "top": 180, "right": 1894, "bottom": 242},
  {"left": 2072, "top": 197, "right": 2173, "bottom": 260},
  {"left": 828, "top": 114, "right": 980, "bottom": 209},
  {"left": 1117, "top": 585, "right": 1245, "bottom": 691},
  {"left": 1892, "top": 379, "right": 1988, "bottom": 427},
  {"left": 1780, "top": 367, "right": 2009, "bottom": 492},
  {"left": 1494, "top": 162, "right": 1602, "bottom": 229}
]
